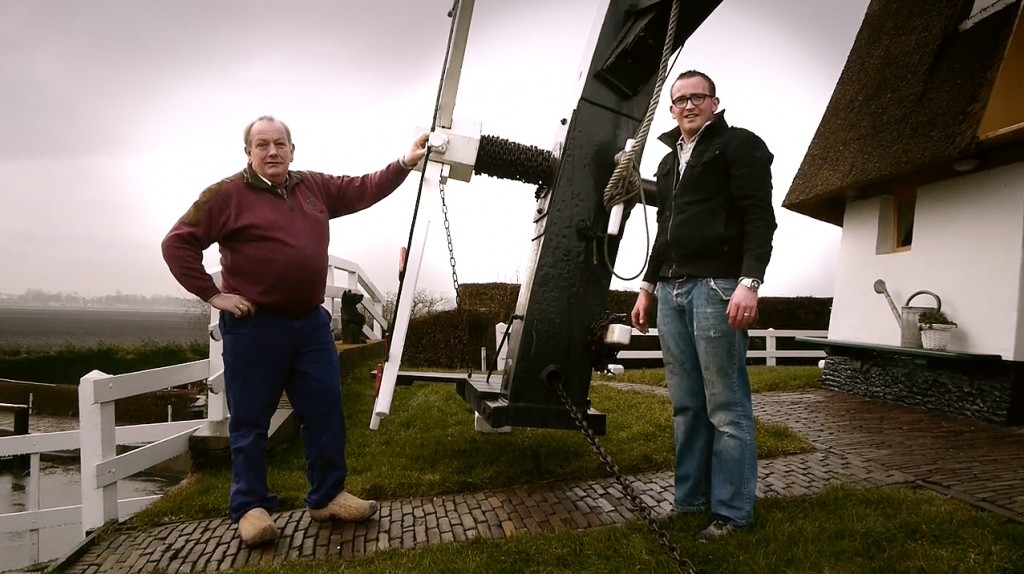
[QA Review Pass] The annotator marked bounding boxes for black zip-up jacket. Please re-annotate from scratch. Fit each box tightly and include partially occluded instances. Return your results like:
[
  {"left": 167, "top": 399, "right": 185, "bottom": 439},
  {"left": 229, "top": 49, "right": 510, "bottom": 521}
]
[{"left": 642, "top": 112, "right": 777, "bottom": 285}]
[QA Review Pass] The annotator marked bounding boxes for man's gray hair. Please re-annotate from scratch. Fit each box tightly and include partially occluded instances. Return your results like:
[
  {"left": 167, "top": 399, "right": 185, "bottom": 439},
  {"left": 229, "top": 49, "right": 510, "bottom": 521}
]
[{"left": 243, "top": 115, "right": 292, "bottom": 147}]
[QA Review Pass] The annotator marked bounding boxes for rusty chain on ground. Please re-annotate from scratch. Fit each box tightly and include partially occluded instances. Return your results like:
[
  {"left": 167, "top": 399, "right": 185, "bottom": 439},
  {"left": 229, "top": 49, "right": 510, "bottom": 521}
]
[{"left": 548, "top": 374, "right": 700, "bottom": 574}]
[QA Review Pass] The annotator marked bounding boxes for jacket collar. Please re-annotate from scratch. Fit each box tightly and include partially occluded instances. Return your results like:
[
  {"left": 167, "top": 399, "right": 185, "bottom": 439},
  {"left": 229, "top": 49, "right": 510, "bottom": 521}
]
[
  {"left": 243, "top": 164, "right": 305, "bottom": 192},
  {"left": 657, "top": 110, "right": 729, "bottom": 149}
]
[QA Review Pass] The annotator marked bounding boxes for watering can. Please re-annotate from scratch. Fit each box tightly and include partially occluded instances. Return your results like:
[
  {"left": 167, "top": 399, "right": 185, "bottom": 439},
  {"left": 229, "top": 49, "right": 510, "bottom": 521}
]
[{"left": 873, "top": 279, "right": 941, "bottom": 348}]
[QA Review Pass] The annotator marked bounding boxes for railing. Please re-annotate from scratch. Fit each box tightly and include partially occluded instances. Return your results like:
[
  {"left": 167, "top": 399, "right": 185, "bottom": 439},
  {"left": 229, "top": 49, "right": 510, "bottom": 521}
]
[
  {"left": 494, "top": 325, "right": 828, "bottom": 368},
  {"left": 616, "top": 328, "right": 829, "bottom": 366},
  {"left": 0, "top": 255, "right": 387, "bottom": 566},
  {"left": 0, "top": 361, "right": 213, "bottom": 563},
  {"left": 324, "top": 255, "right": 387, "bottom": 341}
]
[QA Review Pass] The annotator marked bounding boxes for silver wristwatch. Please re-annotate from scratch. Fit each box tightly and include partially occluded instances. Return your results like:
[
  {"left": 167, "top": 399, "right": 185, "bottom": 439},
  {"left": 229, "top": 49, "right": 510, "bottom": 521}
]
[{"left": 739, "top": 277, "right": 761, "bottom": 292}]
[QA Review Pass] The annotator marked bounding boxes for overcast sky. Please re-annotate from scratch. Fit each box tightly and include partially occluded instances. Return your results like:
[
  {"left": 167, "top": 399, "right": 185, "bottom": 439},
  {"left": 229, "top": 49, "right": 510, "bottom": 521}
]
[{"left": 0, "top": 0, "right": 869, "bottom": 300}]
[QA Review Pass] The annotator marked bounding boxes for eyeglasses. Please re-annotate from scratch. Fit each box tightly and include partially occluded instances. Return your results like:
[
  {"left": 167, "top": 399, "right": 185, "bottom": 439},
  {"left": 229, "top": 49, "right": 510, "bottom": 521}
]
[{"left": 671, "top": 93, "right": 712, "bottom": 107}]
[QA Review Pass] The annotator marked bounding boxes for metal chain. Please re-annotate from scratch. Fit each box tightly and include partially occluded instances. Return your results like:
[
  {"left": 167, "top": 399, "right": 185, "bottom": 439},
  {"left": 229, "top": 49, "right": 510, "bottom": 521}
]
[
  {"left": 438, "top": 178, "right": 461, "bottom": 307},
  {"left": 549, "top": 378, "right": 699, "bottom": 574}
]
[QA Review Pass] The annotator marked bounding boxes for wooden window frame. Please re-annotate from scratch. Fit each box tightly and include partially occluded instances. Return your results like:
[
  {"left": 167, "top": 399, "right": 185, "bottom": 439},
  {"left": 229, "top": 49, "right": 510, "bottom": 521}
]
[{"left": 892, "top": 189, "right": 917, "bottom": 252}]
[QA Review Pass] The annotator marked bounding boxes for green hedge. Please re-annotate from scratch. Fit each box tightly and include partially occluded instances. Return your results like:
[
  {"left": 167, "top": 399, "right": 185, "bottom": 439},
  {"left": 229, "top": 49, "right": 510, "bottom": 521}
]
[
  {"left": 402, "top": 308, "right": 494, "bottom": 370},
  {"left": 0, "top": 341, "right": 208, "bottom": 385},
  {"left": 403, "top": 283, "right": 832, "bottom": 369}
]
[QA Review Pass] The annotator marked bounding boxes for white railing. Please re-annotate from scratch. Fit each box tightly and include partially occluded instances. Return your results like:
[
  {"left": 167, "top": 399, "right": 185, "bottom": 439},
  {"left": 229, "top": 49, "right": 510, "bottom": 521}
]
[
  {"left": 0, "top": 255, "right": 387, "bottom": 565},
  {"left": 324, "top": 255, "right": 387, "bottom": 341},
  {"left": 0, "top": 360, "right": 214, "bottom": 563},
  {"left": 616, "top": 328, "right": 828, "bottom": 366},
  {"left": 77, "top": 365, "right": 212, "bottom": 536},
  {"left": 494, "top": 325, "right": 828, "bottom": 368}
]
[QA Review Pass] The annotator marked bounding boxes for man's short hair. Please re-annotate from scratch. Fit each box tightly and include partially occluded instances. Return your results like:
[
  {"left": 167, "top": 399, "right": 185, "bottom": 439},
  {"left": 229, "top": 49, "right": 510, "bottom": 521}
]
[
  {"left": 243, "top": 116, "right": 292, "bottom": 147},
  {"left": 674, "top": 70, "right": 716, "bottom": 97}
]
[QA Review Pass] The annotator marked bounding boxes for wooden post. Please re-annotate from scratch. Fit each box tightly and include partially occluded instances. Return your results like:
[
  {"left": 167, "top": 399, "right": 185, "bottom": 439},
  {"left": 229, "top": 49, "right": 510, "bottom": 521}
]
[
  {"left": 12, "top": 405, "right": 28, "bottom": 436},
  {"left": 28, "top": 452, "right": 40, "bottom": 564},
  {"left": 79, "top": 370, "right": 117, "bottom": 536}
]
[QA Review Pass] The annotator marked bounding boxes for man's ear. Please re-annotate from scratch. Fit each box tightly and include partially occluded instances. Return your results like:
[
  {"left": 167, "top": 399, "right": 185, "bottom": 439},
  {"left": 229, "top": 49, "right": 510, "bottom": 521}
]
[{"left": 244, "top": 146, "right": 252, "bottom": 159}]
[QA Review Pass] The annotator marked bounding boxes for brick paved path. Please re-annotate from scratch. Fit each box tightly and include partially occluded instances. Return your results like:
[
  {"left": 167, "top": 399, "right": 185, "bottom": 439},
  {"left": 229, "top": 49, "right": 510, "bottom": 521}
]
[{"left": 52, "top": 387, "right": 1024, "bottom": 573}]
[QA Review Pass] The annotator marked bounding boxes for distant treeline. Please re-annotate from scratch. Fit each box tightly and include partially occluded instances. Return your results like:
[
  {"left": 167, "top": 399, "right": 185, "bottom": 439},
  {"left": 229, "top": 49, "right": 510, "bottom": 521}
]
[{"left": 0, "top": 288, "right": 200, "bottom": 311}]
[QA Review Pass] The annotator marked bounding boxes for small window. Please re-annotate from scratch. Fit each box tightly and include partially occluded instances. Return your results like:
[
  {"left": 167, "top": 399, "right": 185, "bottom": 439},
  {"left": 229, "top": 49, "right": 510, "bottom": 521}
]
[
  {"left": 876, "top": 191, "right": 917, "bottom": 254},
  {"left": 893, "top": 191, "right": 916, "bottom": 251}
]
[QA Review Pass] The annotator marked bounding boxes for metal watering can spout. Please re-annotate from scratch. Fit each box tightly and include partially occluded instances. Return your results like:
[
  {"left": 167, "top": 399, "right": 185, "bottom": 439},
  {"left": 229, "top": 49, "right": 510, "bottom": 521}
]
[{"left": 873, "top": 279, "right": 901, "bottom": 324}]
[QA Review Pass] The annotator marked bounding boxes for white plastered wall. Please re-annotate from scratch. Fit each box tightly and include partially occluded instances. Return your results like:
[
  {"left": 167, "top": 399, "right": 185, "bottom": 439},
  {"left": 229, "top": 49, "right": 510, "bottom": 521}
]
[{"left": 827, "top": 161, "right": 1024, "bottom": 359}]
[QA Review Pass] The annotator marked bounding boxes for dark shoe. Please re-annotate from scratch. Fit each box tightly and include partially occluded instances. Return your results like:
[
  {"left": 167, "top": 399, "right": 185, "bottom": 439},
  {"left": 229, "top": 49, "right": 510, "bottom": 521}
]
[{"left": 695, "top": 518, "right": 747, "bottom": 542}]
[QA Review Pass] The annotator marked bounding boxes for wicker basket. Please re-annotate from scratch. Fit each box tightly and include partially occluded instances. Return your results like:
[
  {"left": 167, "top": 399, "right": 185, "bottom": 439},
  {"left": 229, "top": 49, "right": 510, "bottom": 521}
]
[{"left": 920, "top": 323, "right": 955, "bottom": 350}]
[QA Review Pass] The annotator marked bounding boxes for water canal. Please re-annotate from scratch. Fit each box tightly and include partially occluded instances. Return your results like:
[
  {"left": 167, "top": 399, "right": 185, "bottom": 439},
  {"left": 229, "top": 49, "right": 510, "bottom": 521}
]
[{"left": 0, "top": 414, "right": 184, "bottom": 572}]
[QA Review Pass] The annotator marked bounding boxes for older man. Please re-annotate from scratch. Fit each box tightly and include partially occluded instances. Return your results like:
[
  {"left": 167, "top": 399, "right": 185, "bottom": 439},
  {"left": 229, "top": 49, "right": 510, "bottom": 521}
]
[
  {"left": 162, "top": 116, "right": 427, "bottom": 547},
  {"left": 631, "top": 71, "right": 776, "bottom": 541}
]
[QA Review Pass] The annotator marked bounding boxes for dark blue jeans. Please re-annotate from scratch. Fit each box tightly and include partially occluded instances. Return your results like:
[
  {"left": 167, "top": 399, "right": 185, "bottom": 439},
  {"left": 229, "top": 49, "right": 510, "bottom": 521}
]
[
  {"left": 220, "top": 306, "right": 347, "bottom": 522},
  {"left": 657, "top": 278, "right": 756, "bottom": 525}
]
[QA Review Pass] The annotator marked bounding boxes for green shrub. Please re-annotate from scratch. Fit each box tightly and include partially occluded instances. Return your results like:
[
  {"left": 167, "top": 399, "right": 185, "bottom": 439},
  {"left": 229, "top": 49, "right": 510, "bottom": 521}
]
[
  {"left": 0, "top": 341, "right": 208, "bottom": 385},
  {"left": 402, "top": 308, "right": 494, "bottom": 369}
]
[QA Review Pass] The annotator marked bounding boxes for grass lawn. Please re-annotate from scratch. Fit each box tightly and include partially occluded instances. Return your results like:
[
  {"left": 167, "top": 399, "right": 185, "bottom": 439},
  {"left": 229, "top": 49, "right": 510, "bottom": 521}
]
[
  {"left": 220, "top": 485, "right": 1024, "bottom": 574},
  {"left": 132, "top": 360, "right": 813, "bottom": 527},
  {"left": 596, "top": 364, "right": 823, "bottom": 393},
  {"left": 127, "top": 360, "right": 1024, "bottom": 574}
]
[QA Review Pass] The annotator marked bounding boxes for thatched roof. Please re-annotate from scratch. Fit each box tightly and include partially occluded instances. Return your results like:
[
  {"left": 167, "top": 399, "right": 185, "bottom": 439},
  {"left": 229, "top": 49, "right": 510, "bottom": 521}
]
[{"left": 783, "top": 0, "right": 1021, "bottom": 225}]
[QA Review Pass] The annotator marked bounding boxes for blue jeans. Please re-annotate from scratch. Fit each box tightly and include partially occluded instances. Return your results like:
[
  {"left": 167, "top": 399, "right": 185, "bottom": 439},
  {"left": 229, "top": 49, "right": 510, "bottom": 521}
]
[
  {"left": 656, "top": 278, "right": 756, "bottom": 525},
  {"left": 220, "top": 306, "right": 348, "bottom": 522}
]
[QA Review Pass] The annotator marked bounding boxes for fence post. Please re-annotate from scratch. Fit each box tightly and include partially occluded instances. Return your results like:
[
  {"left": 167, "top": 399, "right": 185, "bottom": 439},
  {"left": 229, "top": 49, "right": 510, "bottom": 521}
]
[
  {"left": 766, "top": 328, "right": 777, "bottom": 367},
  {"left": 494, "top": 323, "right": 508, "bottom": 372},
  {"left": 28, "top": 452, "right": 40, "bottom": 564},
  {"left": 79, "top": 370, "right": 117, "bottom": 536},
  {"left": 208, "top": 313, "right": 228, "bottom": 422}
]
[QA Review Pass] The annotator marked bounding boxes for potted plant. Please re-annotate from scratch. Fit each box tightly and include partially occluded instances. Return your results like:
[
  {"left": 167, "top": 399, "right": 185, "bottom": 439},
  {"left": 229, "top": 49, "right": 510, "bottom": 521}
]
[{"left": 918, "top": 310, "right": 957, "bottom": 350}]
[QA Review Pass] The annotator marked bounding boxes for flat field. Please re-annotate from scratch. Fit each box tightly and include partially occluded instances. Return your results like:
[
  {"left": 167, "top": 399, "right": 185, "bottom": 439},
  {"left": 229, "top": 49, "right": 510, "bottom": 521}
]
[{"left": 0, "top": 306, "right": 206, "bottom": 350}]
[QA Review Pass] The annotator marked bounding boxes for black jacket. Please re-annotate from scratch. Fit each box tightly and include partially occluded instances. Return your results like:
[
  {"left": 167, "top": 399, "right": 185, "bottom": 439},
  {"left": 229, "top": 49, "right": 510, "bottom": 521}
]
[{"left": 642, "top": 112, "right": 776, "bottom": 284}]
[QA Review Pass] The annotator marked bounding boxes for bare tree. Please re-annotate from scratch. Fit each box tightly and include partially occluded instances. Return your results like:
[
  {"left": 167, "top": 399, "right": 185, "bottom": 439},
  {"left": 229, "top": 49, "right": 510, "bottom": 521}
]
[
  {"left": 381, "top": 289, "right": 453, "bottom": 322},
  {"left": 179, "top": 296, "right": 211, "bottom": 341}
]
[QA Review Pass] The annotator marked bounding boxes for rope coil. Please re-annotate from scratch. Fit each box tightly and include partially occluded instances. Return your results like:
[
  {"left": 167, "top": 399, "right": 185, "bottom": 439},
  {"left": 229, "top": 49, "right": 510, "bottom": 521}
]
[{"left": 602, "top": 0, "right": 682, "bottom": 281}]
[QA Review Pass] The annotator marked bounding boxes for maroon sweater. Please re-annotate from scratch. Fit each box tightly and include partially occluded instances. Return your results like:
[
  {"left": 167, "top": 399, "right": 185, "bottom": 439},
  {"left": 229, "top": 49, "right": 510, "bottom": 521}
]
[{"left": 162, "top": 162, "right": 410, "bottom": 313}]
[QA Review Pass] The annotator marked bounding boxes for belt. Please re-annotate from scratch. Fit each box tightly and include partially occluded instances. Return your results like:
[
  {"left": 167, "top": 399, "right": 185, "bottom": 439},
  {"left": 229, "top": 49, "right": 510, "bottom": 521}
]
[{"left": 257, "top": 306, "right": 321, "bottom": 320}]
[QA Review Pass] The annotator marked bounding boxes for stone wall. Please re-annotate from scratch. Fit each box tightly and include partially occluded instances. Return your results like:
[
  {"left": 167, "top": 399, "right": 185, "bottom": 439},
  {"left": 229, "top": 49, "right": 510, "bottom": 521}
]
[{"left": 821, "top": 354, "right": 1022, "bottom": 425}]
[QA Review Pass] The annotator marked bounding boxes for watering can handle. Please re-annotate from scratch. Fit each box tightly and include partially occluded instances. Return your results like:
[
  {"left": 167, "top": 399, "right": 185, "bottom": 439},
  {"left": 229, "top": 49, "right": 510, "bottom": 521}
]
[{"left": 904, "top": 290, "right": 941, "bottom": 311}]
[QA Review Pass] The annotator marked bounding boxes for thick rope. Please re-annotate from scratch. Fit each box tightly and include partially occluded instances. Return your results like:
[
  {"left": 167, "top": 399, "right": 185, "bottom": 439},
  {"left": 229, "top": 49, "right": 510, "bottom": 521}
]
[
  {"left": 602, "top": 0, "right": 680, "bottom": 211},
  {"left": 602, "top": 0, "right": 681, "bottom": 281}
]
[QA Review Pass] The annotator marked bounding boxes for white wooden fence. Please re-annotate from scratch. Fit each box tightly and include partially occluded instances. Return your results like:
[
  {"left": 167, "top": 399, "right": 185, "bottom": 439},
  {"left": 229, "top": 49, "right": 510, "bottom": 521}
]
[
  {"left": 617, "top": 328, "right": 829, "bottom": 366},
  {"left": 495, "top": 325, "right": 828, "bottom": 368},
  {"left": 0, "top": 363, "right": 212, "bottom": 563},
  {"left": 324, "top": 255, "right": 387, "bottom": 341},
  {"left": 0, "top": 257, "right": 386, "bottom": 565}
]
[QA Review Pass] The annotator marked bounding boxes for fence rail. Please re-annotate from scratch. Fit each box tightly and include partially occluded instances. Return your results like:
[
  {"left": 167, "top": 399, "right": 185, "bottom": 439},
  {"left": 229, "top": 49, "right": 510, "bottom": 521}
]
[
  {"left": 495, "top": 325, "right": 828, "bottom": 368},
  {"left": 616, "top": 328, "right": 828, "bottom": 366}
]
